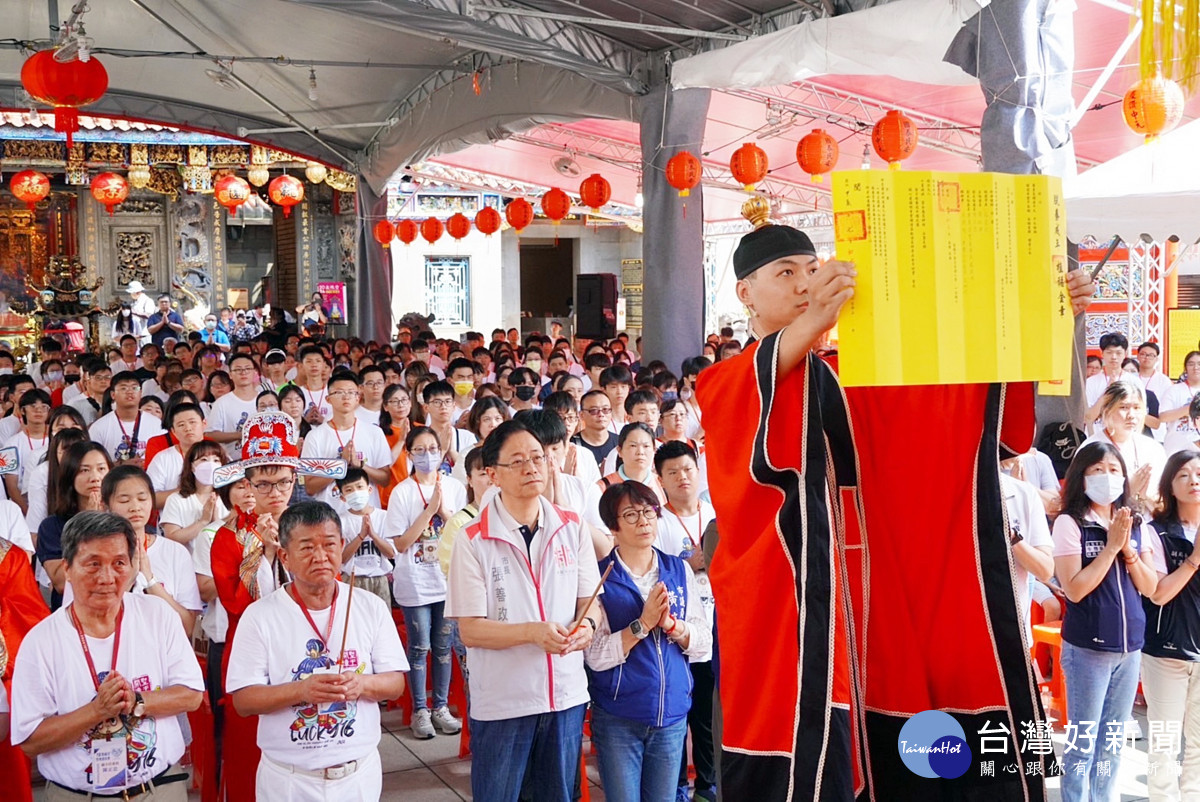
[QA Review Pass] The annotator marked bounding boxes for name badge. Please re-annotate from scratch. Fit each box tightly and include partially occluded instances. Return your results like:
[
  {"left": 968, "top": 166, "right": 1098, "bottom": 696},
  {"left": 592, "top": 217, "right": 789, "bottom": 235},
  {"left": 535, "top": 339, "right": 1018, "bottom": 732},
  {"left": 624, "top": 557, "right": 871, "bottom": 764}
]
[
  {"left": 90, "top": 732, "right": 128, "bottom": 790},
  {"left": 311, "top": 666, "right": 347, "bottom": 716}
]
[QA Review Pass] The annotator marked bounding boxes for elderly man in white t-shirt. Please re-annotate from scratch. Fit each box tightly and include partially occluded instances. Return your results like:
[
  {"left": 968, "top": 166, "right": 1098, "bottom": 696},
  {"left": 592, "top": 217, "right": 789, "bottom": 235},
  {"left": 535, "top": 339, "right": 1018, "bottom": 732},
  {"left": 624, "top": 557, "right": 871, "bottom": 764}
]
[
  {"left": 226, "top": 501, "right": 408, "bottom": 802},
  {"left": 447, "top": 420, "right": 601, "bottom": 802}
]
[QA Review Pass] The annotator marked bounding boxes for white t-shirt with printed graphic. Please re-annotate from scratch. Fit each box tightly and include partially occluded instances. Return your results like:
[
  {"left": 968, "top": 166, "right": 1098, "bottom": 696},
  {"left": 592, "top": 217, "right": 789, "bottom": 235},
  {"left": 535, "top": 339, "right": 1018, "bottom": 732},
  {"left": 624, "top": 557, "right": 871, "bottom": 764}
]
[
  {"left": 384, "top": 476, "right": 467, "bottom": 607},
  {"left": 206, "top": 391, "right": 260, "bottom": 461},
  {"left": 224, "top": 582, "right": 409, "bottom": 768},
  {"left": 339, "top": 508, "right": 392, "bottom": 577},
  {"left": 88, "top": 411, "right": 164, "bottom": 464},
  {"left": 4, "top": 429, "right": 48, "bottom": 495},
  {"left": 301, "top": 420, "right": 391, "bottom": 508},
  {"left": 300, "top": 386, "right": 333, "bottom": 423},
  {"left": 10, "top": 593, "right": 204, "bottom": 792}
]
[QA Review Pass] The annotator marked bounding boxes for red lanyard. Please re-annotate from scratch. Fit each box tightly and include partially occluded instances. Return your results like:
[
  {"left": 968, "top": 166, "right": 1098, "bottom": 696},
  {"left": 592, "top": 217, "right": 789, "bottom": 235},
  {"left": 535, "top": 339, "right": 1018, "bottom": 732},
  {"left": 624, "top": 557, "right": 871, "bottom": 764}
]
[
  {"left": 288, "top": 583, "right": 339, "bottom": 647},
  {"left": 69, "top": 603, "right": 124, "bottom": 690},
  {"left": 333, "top": 421, "right": 357, "bottom": 451},
  {"left": 667, "top": 504, "right": 701, "bottom": 548},
  {"left": 26, "top": 430, "right": 46, "bottom": 451},
  {"left": 309, "top": 387, "right": 327, "bottom": 411}
]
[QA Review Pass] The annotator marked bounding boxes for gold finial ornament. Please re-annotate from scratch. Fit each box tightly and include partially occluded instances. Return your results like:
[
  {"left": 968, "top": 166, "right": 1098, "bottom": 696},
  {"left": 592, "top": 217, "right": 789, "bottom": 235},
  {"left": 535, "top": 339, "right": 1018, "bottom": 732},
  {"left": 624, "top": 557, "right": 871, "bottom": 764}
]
[{"left": 741, "top": 195, "right": 772, "bottom": 229}]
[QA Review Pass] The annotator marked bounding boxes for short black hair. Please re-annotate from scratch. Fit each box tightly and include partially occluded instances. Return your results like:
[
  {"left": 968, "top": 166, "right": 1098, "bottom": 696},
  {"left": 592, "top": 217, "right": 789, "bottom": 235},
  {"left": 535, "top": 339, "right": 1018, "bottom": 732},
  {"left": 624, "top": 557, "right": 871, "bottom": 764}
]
[
  {"left": 227, "top": 352, "right": 258, "bottom": 371},
  {"left": 625, "top": 389, "right": 659, "bottom": 414},
  {"left": 1137, "top": 341, "right": 1161, "bottom": 355},
  {"left": 299, "top": 345, "right": 329, "bottom": 364},
  {"left": 655, "top": 439, "right": 698, "bottom": 474},
  {"left": 512, "top": 408, "right": 568, "bottom": 447},
  {"left": 509, "top": 367, "right": 538, "bottom": 387},
  {"left": 542, "top": 391, "right": 577, "bottom": 416},
  {"left": 110, "top": 370, "right": 141, "bottom": 389},
  {"left": 278, "top": 502, "right": 341, "bottom": 548},
  {"left": 336, "top": 467, "right": 370, "bottom": 490},
  {"left": 597, "top": 481, "right": 661, "bottom": 531},
  {"left": 327, "top": 370, "right": 360, "bottom": 388},
  {"left": 680, "top": 356, "right": 711, "bottom": 379},
  {"left": 422, "top": 380, "right": 454, "bottom": 402},
  {"left": 599, "top": 365, "right": 633, "bottom": 388},
  {"left": 446, "top": 357, "right": 475, "bottom": 376},
  {"left": 1098, "top": 332, "right": 1129, "bottom": 352},
  {"left": 481, "top": 420, "right": 538, "bottom": 468},
  {"left": 584, "top": 353, "right": 612, "bottom": 371},
  {"left": 618, "top": 421, "right": 657, "bottom": 448}
]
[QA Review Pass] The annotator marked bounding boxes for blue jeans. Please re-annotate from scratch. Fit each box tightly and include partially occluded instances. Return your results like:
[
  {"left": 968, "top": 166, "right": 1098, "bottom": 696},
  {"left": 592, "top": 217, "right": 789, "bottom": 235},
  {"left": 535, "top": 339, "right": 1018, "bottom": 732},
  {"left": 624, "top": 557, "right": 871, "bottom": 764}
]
[
  {"left": 469, "top": 704, "right": 587, "bottom": 802},
  {"left": 591, "top": 705, "right": 688, "bottom": 802},
  {"left": 1060, "top": 641, "right": 1141, "bottom": 802},
  {"left": 400, "top": 601, "right": 452, "bottom": 710}
]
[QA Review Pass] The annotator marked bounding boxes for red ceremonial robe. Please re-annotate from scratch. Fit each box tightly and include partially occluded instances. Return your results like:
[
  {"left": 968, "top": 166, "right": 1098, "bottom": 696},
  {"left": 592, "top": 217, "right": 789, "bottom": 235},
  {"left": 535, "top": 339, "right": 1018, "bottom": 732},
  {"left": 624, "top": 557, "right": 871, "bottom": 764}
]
[
  {"left": 697, "top": 335, "right": 1044, "bottom": 801},
  {"left": 0, "top": 539, "right": 51, "bottom": 802}
]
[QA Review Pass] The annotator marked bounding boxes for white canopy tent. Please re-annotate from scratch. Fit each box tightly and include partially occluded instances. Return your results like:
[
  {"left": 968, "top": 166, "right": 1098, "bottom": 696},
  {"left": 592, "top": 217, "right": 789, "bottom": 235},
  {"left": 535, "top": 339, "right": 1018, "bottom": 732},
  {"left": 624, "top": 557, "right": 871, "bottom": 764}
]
[{"left": 1064, "top": 118, "right": 1200, "bottom": 242}]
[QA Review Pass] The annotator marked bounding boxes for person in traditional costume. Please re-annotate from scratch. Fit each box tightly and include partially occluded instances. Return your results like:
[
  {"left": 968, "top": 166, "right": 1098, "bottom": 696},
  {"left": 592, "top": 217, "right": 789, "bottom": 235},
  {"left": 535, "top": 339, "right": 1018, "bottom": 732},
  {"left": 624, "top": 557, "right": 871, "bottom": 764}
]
[
  {"left": 696, "top": 207, "right": 1095, "bottom": 800},
  {"left": 0, "top": 530, "right": 51, "bottom": 802},
  {"left": 210, "top": 411, "right": 345, "bottom": 799}
]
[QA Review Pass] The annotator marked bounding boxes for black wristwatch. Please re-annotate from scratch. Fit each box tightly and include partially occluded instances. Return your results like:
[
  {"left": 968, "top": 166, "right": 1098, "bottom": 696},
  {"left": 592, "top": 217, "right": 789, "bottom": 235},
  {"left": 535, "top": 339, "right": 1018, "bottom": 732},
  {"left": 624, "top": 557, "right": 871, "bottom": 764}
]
[
  {"left": 132, "top": 691, "right": 146, "bottom": 718},
  {"left": 629, "top": 619, "right": 649, "bottom": 640},
  {"left": 1009, "top": 530, "right": 1024, "bottom": 547},
  {"left": 583, "top": 616, "right": 598, "bottom": 632}
]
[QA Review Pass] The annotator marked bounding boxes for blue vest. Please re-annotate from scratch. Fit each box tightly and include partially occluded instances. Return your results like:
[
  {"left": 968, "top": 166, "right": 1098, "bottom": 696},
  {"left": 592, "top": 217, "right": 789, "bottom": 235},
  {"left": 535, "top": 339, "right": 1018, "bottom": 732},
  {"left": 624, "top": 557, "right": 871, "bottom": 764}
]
[
  {"left": 1143, "top": 519, "right": 1200, "bottom": 662},
  {"left": 587, "top": 548, "right": 693, "bottom": 728},
  {"left": 1061, "top": 516, "right": 1146, "bottom": 653}
]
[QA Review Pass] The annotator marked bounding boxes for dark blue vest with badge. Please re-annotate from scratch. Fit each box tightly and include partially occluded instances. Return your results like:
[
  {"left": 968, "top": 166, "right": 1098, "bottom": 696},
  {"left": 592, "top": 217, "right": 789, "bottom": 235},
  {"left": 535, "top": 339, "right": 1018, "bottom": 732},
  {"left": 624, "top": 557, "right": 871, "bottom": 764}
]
[
  {"left": 1061, "top": 516, "right": 1146, "bottom": 653},
  {"left": 1143, "top": 518, "right": 1200, "bottom": 661}
]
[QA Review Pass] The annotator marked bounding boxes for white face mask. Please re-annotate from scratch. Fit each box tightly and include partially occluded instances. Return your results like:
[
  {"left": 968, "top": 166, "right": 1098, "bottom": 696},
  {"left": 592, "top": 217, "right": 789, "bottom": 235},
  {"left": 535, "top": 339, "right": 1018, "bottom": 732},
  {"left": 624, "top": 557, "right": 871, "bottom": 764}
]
[
  {"left": 1084, "top": 473, "right": 1125, "bottom": 506},
  {"left": 193, "top": 460, "right": 218, "bottom": 487},
  {"left": 0, "top": 368, "right": 13, "bottom": 376},
  {"left": 343, "top": 489, "right": 370, "bottom": 511}
]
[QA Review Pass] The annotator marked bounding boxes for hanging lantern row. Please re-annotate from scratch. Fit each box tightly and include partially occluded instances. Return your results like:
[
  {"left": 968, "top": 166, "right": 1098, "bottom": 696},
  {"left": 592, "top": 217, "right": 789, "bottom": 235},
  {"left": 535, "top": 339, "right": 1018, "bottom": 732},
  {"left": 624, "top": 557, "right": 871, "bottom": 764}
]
[{"left": 475, "top": 205, "right": 502, "bottom": 236}]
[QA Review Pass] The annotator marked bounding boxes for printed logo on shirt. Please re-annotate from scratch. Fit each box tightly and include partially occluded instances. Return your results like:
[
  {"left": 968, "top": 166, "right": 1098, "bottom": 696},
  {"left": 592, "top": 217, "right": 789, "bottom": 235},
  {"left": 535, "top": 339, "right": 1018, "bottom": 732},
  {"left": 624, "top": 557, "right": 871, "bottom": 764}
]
[
  {"left": 131, "top": 675, "right": 152, "bottom": 693},
  {"left": 553, "top": 543, "right": 576, "bottom": 573},
  {"left": 83, "top": 671, "right": 161, "bottom": 787},
  {"left": 288, "top": 638, "right": 358, "bottom": 745},
  {"left": 1084, "top": 539, "right": 1105, "bottom": 559}
]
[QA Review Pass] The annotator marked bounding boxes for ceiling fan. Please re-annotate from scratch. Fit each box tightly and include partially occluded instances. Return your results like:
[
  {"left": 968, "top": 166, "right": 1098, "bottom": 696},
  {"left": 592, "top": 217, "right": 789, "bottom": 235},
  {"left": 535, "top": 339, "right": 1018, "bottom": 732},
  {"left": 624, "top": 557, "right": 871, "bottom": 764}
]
[{"left": 553, "top": 155, "right": 582, "bottom": 178}]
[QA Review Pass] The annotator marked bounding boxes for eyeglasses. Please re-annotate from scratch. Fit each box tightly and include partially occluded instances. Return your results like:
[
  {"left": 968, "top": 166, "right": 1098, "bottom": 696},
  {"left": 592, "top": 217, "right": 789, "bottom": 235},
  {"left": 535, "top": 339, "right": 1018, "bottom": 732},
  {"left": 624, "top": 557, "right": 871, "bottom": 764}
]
[
  {"left": 620, "top": 507, "right": 659, "bottom": 524},
  {"left": 582, "top": 407, "right": 612, "bottom": 416},
  {"left": 328, "top": 390, "right": 358, "bottom": 399},
  {"left": 495, "top": 454, "right": 547, "bottom": 471},
  {"left": 251, "top": 478, "right": 295, "bottom": 495},
  {"left": 427, "top": 399, "right": 454, "bottom": 408},
  {"left": 229, "top": 366, "right": 257, "bottom": 374},
  {"left": 386, "top": 398, "right": 410, "bottom": 407},
  {"left": 409, "top": 447, "right": 442, "bottom": 456},
  {"left": 363, "top": 381, "right": 386, "bottom": 389}
]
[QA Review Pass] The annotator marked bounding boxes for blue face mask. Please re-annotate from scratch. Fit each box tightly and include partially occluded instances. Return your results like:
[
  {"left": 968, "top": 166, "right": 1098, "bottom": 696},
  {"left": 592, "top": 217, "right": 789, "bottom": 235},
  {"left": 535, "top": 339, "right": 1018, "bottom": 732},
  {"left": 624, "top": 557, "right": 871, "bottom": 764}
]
[
  {"left": 412, "top": 451, "right": 442, "bottom": 474},
  {"left": 660, "top": 391, "right": 678, "bottom": 402}
]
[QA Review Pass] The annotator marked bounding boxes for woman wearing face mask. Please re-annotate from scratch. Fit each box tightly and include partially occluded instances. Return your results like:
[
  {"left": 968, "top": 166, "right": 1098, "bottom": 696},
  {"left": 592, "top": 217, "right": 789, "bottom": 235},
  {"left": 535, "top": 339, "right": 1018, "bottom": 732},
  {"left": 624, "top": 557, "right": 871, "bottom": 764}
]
[
  {"left": 160, "top": 440, "right": 230, "bottom": 549},
  {"left": 1053, "top": 441, "right": 1164, "bottom": 802},
  {"left": 79, "top": 465, "right": 202, "bottom": 636},
  {"left": 382, "top": 426, "right": 466, "bottom": 740},
  {"left": 1140, "top": 449, "right": 1200, "bottom": 800},
  {"left": 1082, "top": 380, "right": 1166, "bottom": 514},
  {"left": 147, "top": 401, "right": 208, "bottom": 507},
  {"left": 379, "top": 384, "right": 414, "bottom": 510}
]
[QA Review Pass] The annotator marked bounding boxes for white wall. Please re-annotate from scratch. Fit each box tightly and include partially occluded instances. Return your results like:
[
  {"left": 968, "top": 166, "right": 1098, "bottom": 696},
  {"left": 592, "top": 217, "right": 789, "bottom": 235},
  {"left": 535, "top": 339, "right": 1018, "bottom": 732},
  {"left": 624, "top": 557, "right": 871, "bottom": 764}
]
[{"left": 389, "top": 229, "right": 503, "bottom": 341}]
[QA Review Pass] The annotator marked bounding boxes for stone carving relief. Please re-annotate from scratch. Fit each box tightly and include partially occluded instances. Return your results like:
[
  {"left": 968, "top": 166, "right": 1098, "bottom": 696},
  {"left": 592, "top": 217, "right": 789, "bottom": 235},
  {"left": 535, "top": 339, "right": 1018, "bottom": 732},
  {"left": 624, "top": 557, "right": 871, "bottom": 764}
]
[
  {"left": 338, "top": 222, "right": 356, "bottom": 280},
  {"left": 115, "top": 231, "right": 155, "bottom": 287},
  {"left": 176, "top": 196, "right": 209, "bottom": 265},
  {"left": 116, "top": 198, "right": 165, "bottom": 215}
]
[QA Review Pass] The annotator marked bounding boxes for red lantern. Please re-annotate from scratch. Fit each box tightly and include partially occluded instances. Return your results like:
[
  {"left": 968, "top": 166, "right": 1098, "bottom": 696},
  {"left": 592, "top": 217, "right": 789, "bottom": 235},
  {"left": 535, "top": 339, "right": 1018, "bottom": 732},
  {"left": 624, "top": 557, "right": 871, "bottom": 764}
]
[
  {"left": 475, "top": 206, "right": 501, "bottom": 236},
  {"left": 871, "top": 110, "right": 919, "bottom": 170},
  {"left": 10, "top": 169, "right": 50, "bottom": 211},
  {"left": 666, "top": 151, "right": 702, "bottom": 197},
  {"left": 796, "top": 129, "right": 839, "bottom": 183},
  {"left": 20, "top": 49, "right": 108, "bottom": 148},
  {"left": 268, "top": 175, "right": 304, "bottom": 217},
  {"left": 446, "top": 212, "right": 472, "bottom": 240},
  {"left": 214, "top": 174, "right": 251, "bottom": 214},
  {"left": 541, "top": 188, "right": 571, "bottom": 224},
  {"left": 506, "top": 198, "right": 534, "bottom": 232},
  {"left": 396, "top": 219, "right": 419, "bottom": 245},
  {"left": 420, "top": 217, "right": 444, "bottom": 244},
  {"left": 729, "top": 143, "right": 769, "bottom": 191},
  {"left": 373, "top": 220, "right": 396, "bottom": 249},
  {"left": 1123, "top": 74, "right": 1186, "bottom": 142},
  {"left": 578, "top": 174, "right": 611, "bottom": 211},
  {"left": 90, "top": 172, "right": 129, "bottom": 216}
]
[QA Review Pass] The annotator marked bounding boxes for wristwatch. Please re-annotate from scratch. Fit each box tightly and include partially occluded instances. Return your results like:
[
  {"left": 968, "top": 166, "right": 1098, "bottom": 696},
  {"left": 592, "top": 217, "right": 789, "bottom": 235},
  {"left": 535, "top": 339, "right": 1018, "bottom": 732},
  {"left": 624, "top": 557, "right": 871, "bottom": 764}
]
[
  {"left": 132, "top": 692, "right": 146, "bottom": 718},
  {"left": 629, "top": 619, "right": 649, "bottom": 640},
  {"left": 1009, "top": 530, "right": 1024, "bottom": 547},
  {"left": 583, "top": 616, "right": 598, "bottom": 633}
]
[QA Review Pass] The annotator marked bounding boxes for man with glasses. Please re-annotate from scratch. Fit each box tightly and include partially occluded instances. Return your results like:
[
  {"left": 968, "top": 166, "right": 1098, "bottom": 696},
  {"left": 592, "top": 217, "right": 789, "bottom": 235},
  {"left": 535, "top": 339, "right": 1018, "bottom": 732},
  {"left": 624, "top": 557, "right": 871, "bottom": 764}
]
[
  {"left": 207, "top": 353, "right": 265, "bottom": 460},
  {"left": 88, "top": 371, "right": 164, "bottom": 467},
  {"left": 302, "top": 372, "right": 391, "bottom": 507},
  {"left": 354, "top": 365, "right": 388, "bottom": 427},
  {"left": 447, "top": 420, "right": 601, "bottom": 802},
  {"left": 572, "top": 389, "right": 619, "bottom": 471},
  {"left": 423, "top": 381, "right": 478, "bottom": 476}
]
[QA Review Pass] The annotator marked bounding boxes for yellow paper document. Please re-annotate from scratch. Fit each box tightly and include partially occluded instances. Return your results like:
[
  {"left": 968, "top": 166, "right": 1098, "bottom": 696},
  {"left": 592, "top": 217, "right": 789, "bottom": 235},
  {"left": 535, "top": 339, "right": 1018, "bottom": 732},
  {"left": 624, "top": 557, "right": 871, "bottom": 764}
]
[{"left": 832, "top": 170, "right": 1072, "bottom": 388}]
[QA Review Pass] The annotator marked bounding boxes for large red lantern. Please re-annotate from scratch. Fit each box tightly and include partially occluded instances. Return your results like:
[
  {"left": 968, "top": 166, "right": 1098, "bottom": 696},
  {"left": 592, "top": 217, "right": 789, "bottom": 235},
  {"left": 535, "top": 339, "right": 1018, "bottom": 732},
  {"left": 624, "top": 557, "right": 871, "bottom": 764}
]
[
  {"left": 214, "top": 174, "right": 251, "bottom": 214},
  {"left": 578, "top": 174, "right": 611, "bottom": 211},
  {"left": 475, "top": 206, "right": 501, "bottom": 236},
  {"left": 796, "top": 129, "right": 839, "bottom": 183},
  {"left": 666, "top": 151, "right": 702, "bottom": 197},
  {"left": 541, "top": 188, "right": 571, "bottom": 224},
  {"left": 871, "top": 110, "right": 919, "bottom": 170},
  {"left": 420, "top": 217, "right": 444, "bottom": 244},
  {"left": 268, "top": 175, "right": 304, "bottom": 217},
  {"left": 396, "top": 219, "right": 419, "bottom": 245},
  {"left": 729, "top": 143, "right": 769, "bottom": 191},
  {"left": 1123, "top": 74, "right": 1186, "bottom": 142},
  {"left": 373, "top": 220, "right": 395, "bottom": 249},
  {"left": 506, "top": 198, "right": 534, "bottom": 232},
  {"left": 10, "top": 169, "right": 50, "bottom": 211},
  {"left": 20, "top": 49, "right": 109, "bottom": 148},
  {"left": 446, "top": 212, "right": 472, "bottom": 240},
  {"left": 90, "top": 172, "right": 129, "bottom": 216}
]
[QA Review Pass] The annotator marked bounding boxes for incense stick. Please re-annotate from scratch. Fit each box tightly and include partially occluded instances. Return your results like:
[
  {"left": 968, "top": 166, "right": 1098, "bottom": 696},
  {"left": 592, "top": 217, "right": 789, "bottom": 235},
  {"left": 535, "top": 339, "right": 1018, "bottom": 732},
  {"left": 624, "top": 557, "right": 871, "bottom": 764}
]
[
  {"left": 337, "top": 566, "right": 356, "bottom": 668},
  {"left": 570, "top": 562, "right": 614, "bottom": 634}
]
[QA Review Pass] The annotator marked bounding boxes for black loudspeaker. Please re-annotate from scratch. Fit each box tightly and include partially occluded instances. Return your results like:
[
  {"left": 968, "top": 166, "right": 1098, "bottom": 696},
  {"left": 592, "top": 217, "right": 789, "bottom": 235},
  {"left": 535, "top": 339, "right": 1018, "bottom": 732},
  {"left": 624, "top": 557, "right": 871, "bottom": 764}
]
[{"left": 575, "top": 274, "right": 617, "bottom": 340}]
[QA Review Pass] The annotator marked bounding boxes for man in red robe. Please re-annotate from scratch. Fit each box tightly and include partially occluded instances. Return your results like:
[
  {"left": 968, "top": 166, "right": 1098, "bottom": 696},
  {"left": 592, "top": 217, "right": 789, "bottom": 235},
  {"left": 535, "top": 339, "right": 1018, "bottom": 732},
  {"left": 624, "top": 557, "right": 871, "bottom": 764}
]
[
  {"left": 0, "top": 537, "right": 51, "bottom": 802},
  {"left": 697, "top": 220, "right": 1092, "bottom": 801}
]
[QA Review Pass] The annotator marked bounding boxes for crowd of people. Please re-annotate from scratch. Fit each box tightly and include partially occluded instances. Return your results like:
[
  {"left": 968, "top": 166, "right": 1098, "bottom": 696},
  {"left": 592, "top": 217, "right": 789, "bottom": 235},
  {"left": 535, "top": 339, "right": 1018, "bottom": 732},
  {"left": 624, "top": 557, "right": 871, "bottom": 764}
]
[{"left": 0, "top": 318, "right": 733, "bottom": 802}]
